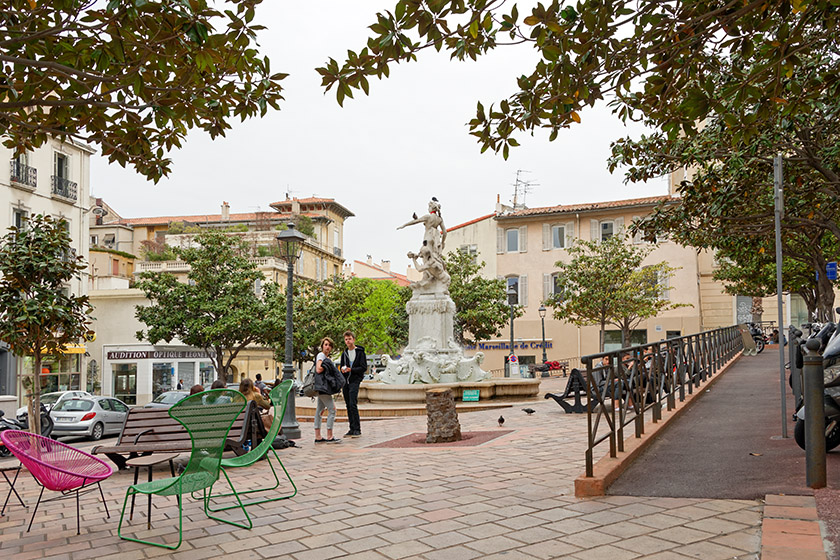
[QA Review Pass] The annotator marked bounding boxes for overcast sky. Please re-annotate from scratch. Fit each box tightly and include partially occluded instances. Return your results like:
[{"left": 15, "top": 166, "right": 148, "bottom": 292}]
[{"left": 91, "top": 1, "right": 667, "bottom": 271}]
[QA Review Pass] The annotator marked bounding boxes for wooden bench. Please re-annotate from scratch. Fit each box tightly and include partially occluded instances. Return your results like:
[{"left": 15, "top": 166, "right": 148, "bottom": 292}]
[{"left": 92, "top": 400, "right": 266, "bottom": 470}]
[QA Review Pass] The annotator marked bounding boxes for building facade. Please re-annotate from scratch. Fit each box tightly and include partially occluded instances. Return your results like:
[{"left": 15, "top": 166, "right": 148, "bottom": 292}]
[{"left": 0, "top": 139, "right": 93, "bottom": 400}]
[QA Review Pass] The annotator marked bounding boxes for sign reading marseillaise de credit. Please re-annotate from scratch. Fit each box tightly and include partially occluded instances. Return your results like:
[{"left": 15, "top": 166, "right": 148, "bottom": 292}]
[{"left": 106, "top": 350, "right": 208, "bottom": 360}]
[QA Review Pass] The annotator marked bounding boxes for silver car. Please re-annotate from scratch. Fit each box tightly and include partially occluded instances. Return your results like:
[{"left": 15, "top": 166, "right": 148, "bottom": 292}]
[
  {"left": 15, "top": 390, "right": 91, "bottom": 419},
  {"left": 143, "top": 391, "right": 189, "bottom": 409},
  {"left": 50, "top": 396, "right": 129, "bottom": 440}
]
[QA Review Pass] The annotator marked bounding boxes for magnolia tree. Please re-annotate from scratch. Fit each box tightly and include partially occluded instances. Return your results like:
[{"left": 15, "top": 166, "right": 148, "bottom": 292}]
[
  {"left": 547, "top": 236, "right": 687, "bottom": 351},
  {"left": 0, "top": 215, "right": 92, "bottom": 435},
  {"left": 135, "top": 231, "right": 284, "bottom": 381}
]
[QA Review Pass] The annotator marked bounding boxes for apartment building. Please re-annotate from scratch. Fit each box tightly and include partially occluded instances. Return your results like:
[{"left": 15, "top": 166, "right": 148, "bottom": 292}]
[
  {"left": 0, "top": 139, "right": 94, "bottom": 398},
  {"left": 85, "top": 197, "right": 355, "bottom": 405},
  {"left": 449, "top": 193, "right": 797, "bottom": 373}
]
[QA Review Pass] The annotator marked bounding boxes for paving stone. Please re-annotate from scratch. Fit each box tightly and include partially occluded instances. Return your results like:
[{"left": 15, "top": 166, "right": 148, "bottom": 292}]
[
  {"left": 710, "top": 529, "right": 762, "bottom": 552},
  {"left": 612, "top": 535, "right": 677, "bottom": 555},
  {"left": 675, "top": 540, "right": 750, "bottom": 560},
  {"left": 570, "top": 543, "right": 643, "bottom": 560},
  {"left": 376, "top": 539, "right": 433, "bottom": 559}
]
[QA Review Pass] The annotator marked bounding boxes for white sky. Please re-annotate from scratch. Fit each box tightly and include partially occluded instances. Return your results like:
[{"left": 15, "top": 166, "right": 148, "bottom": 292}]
[{"left": 91, "top": 1, "right": 667, "bottom": 271}]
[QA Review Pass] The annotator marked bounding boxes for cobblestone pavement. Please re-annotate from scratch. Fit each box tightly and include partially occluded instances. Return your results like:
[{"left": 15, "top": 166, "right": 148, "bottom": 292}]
[{"left": 0, "top": 395, "right": 765, "bottom": 560}]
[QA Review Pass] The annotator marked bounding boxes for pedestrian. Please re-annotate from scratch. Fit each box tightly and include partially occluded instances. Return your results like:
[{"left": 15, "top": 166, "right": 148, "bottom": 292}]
[
  {"left": 340, "top": 330, "right": 367, "bottom": 438},
  {"left": 314, "top": 337, "right": 342, "bottom": 444},
  {"left": 254, "top": 373, "right": 268, "bottom": 396},
  {"left": 239, "top": 377, "right": 273, "bottom": 431},
  {"left": 177, "top": 379, "right": 183, "bottom": 390},
  {"left": 189, "top": 384, "right": 203, "bottom": 395}
]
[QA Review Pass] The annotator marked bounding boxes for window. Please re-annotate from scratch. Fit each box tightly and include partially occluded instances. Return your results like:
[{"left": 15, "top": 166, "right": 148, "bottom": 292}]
[
  {"left": 543, "top": 272, "right": 564, "bottom": 301},
  {"left": 111, "top": 258, "right": 119, "bottom": 276},
  {"left": 54, "top": 152, "right": 69, "bottom": 180},
  {"left": 90, "top": 234, "right": 98, "bottom": 246},
  {"left": 322, "top": 259, "right": 327, "bottom": 280},
  {"left": 152, "top": 362, "right": 173, "bottom": 400},
  {"left": 333, "top": 264, "right": 339, "bottom": 277},
  {"left": 315, "top": 257, "right": 321, "bottom": 280},
  {"left": 604, "top": 330, "right": 648, "bottom": 352},
  {"left": 13, "top": 208, "right": 27, "bottom": 230},
  {"left": 590, "top": 218, "right": 624, "bottom": 242},
  {"left": 103, "top": 233, "right": 115, "bottom": 248},
  {"left": 459, "top": 244, "right": 478, "bottom": 262},
  {"left": 497, "top": 226, "right": 528, "bottom": 253},
  {"left": 552, "top": 225, "right": 565, "bottom": 248},
  {"left": 113, "top": 363, "right": 137, "bottom": 405},
  {"left": 505, "top": 275, "right": 528, "bottom": 307}
]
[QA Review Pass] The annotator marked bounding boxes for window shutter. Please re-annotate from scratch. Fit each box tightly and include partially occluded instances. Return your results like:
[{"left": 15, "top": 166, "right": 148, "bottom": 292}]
[
  {"left": 497, "top": 228, "right": 504, "bottom": 254},
  {"left": 615, "top": 217, "right": 625, "bottom": 237},
  {"left": 543, "top": 273, "right": 551, "bottom": 300},
  {"left": 661, "top": 272, "right": 670, "bottom": 300},
  {"left": 590, "top": 220, "right": 599, "bottom": 242},
  {"left": 53, "top": 152, "right": 58, "bottom": 177},
  {"left": 565, "top": 221, "right": 575, "bottom": 247},
  {"left": 520, "top": 274, "right": 528, "bottom": 307},
  {"left": 519, "top": 226, "right": 528, "bottom": 252},
  {"left": 542, "top": 224, "right": 550, "bottom": 251},
  {"left": 632, "top": 215, "right": 642, "bottom": 244}
]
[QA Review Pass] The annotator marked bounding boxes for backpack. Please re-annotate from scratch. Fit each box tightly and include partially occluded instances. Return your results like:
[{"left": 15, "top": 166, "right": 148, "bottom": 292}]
[{"left": 302, "top": 366, "right": 317, "bottom": 398}]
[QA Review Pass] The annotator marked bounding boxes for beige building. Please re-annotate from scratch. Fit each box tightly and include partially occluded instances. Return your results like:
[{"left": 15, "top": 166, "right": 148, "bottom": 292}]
[
  {"left": 345, "top": 257, "right": 412, "bottom": 286},
  {"left": 85, "top": 197, "right": 355, "bottom": 405},
  {"left": 449, "top": 194, "right": 801, "bottom": 374}
]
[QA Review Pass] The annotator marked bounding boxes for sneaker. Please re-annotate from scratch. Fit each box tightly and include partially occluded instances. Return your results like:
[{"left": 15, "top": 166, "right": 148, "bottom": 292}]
[
  {"left": 349, "top": 431, "right": 362, "bottom": 438},
  {"left": 344, "top": 431, "right": 355, "bottom": 438},
  {"left": 324, "top": 438, "right": 342, "bottom": 444},
  {"left": 314, "top": 438, "right": 326, "bottom": 444}
]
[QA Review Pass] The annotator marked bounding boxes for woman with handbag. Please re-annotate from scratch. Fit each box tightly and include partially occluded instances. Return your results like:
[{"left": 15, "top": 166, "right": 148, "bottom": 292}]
[{"left": 314, "top": 337, "right": 343, "bottom": 444}]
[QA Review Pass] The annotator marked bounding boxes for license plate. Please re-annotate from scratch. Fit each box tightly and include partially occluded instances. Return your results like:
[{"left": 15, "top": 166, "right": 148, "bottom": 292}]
[{"left": 56, "top": 417, "right": 75, "bottom": 423}]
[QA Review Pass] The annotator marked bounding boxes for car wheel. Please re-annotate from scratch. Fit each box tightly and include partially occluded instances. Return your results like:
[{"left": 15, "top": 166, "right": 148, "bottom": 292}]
[{"left": 91, "top": 422, "right": 104, "bottom": 441}]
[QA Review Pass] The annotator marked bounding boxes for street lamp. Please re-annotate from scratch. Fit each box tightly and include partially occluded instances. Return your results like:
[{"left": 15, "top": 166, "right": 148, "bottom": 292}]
[
  {"left": 507, "top": 286, "right": 517, "bottom": 378},
  {"left": 276, "top": 222, "right": 307, "bottom": 440},
  {"left": 539, "top": 304, "right": 548, "bottom": 366}
]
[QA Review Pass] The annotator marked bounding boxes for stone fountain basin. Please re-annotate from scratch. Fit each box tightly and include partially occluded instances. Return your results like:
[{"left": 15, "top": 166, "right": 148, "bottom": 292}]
[{"left": 359, "top": 378, "right": 541, "bottom": 404}]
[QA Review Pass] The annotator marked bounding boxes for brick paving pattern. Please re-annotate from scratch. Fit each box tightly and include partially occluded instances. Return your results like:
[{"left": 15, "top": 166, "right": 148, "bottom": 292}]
[{"left": 0, "top": 394, "right": 769, "bottom": 560}]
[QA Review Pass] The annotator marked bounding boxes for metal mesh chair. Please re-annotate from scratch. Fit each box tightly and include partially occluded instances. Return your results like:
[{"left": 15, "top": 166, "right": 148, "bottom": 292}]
[
  {"left": 117, "top": 389, "right": 248, "bottom": 549},
  {"left": 0, "top": 429, "right": 113, "bottom": 534},
  {"left": 204, "top": 379, "right": 297, "bottom": 511}
]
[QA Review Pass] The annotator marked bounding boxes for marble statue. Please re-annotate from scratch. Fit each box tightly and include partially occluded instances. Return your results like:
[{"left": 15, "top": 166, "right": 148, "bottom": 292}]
[{"left": 377, "top": 198, "right": 490, "bottom": 385}]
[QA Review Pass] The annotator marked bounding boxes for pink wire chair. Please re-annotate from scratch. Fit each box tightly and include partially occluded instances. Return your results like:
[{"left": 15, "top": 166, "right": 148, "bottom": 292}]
[{"left": 1, "top": 430, "right": 113, "bottom": 534}]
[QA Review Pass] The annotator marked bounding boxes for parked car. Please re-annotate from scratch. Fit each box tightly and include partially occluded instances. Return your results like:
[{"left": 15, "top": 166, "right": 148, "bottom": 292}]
[
  {"left": 50, "top": 396, "right": 130, "bottom": 440},
  {"left": 15, "top": 390, "right": 91, "bottom": 419},
  {"left": 143, "top": 391, "right": 190, "bottom": 409}
]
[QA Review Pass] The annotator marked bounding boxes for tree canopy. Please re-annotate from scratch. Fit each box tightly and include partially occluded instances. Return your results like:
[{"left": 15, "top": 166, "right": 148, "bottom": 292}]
[
  {"left": 318, "top": 1, "right": 840, "bottom": 157},
  {"left": 1, "top": 0, "right": 285, "bottom": 182},
  {"left": 135, "top": 231, "right": 284, "bottom": 380},
  {"left": 548, "top": 236, "right": 685, "bottom": 351},
  {"left": 0, "top": 215, "right": 92, "bottom": 435}
]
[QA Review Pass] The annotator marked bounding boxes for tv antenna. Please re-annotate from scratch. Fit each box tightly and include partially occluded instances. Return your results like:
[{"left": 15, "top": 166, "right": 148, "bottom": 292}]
[{"left": 511, "top": 170, "right": 538, "bottom": 209}]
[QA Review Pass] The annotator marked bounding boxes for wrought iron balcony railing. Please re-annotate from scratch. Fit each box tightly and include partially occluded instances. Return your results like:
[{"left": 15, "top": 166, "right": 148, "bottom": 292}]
[
  {"left": 51, "top": 175, "right": 78, "bottom": 201},
  {"left": 10, "top": 159, "right": 37, "bottom": 189}
]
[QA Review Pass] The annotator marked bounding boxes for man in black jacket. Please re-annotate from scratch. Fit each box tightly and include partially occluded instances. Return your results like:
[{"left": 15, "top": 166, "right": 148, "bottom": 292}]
[{"left": 339, "top": 331, "right": 367, "bottom": 438}]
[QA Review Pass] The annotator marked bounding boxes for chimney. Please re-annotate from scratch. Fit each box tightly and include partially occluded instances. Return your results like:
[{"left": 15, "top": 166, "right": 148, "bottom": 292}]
[
  {"left": 380, "top": 260, "right": 391, "bottom": 272},
  {"left": 221, "top": 201, "right": 230, "bottom": 222},
  {"left": 366, "top": 254, "right": 373, "bottom": 265},
  {"left": 291, "top": 197, "right": 301, "bottom": 215}
]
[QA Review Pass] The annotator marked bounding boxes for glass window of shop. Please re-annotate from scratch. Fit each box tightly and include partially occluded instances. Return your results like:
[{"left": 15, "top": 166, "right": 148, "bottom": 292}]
[
  {"left": 152, "top": 362, "right": 173, "bottom": 399},
  {"left": 199, "top": 362, "right": 215, "bottom": 386},
  {"left": 113, "top": 363, "right": 137, "bottom": 405},
  {"left": 177, "top": 362, "right": 195, "bottom": 388},
  {"left": 22, "top": 354, "right": 81, "bottom": 394}
]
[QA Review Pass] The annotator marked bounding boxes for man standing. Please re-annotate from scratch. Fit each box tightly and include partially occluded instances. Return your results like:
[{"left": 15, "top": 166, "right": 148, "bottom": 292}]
[
  {"left": 339, "top": 331, "right": 367, "bottom": 438},
  {"left": 176, "top": 379, "right": 184, "bottom": 390}
]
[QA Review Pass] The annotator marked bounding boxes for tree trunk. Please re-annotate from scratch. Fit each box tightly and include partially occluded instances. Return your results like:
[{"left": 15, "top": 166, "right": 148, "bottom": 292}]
[
  {"left": 599, "top": 320, "right": 606, "bottom": 353},
  {"left": 28, "top": 351, "right": 42, "bottom": 436}
]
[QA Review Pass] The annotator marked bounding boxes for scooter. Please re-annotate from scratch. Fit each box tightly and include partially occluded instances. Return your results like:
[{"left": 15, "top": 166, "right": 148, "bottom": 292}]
[
  {"left": 747, "top": 323, "right": 767, "bottom": 353},
  {"left": 793, "top": 314, "right": 840, "bottom": 450},
  {"left": 0, "top": 410, "right": 26, "bottom": 457},
  {"left": 11, "top": 402, "right": 55, "bottom": 439}
]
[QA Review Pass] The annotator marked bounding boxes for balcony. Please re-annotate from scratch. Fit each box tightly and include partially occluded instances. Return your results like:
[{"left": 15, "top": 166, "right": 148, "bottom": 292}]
[
  {"left": 9, "top": 159, "right": 37, "bottom": 191},
  {"left": 51, "top": 175, "right": 78, "bottom": 201}
]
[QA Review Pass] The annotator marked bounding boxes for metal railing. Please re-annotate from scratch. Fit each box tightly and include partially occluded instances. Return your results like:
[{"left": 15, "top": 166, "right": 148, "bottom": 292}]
[
  {"left": 583, "top": 326, "right": 743, "bottom": 477},
  {"left": 10, "top": 159, "right": 37, "bottom": 188},
  {"left": 51, "top": 175, "right": 78, "bottom": 201}
]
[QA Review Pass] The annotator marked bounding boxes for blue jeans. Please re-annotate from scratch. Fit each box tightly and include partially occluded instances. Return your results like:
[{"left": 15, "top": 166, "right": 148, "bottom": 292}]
[{"left": 342, "top": 379, "right": 361, "bottom": 433}]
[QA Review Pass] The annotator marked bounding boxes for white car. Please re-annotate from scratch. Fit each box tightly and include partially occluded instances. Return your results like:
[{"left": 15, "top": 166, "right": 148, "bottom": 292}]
[{"left": 15, "top": 390, "right": 92, "bottom": 419}]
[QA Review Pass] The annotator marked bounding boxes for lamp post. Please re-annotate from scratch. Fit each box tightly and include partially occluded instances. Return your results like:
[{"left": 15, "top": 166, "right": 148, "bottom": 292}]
[
  {"left": 507, "top": 286, "right": 517, "bottom": 378},
  {"left": 276, "top": 223, "right": 307, "bottom": 440},
  {"left": 539, "top": 304, "right": 548, "bottom": 365}
]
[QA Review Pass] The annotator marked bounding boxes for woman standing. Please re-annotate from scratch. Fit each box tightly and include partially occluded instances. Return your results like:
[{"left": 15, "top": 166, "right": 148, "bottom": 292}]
[{"left": 314, "top": 337, "right": 342, "bottom": 444}]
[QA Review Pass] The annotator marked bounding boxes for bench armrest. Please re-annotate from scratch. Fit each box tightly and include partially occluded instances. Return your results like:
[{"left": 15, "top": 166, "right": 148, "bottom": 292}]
[{"left": 133, "top": 428, "right": 155, "bottom": 445}]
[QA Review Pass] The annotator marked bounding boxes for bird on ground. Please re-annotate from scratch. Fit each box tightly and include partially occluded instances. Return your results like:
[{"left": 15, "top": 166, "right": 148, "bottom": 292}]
[
  {"left": 522, "top": 408, "right": 536, "bottom": 415},
  {"left": 498, "top": 415, "right": 505, "bottom": 427}
]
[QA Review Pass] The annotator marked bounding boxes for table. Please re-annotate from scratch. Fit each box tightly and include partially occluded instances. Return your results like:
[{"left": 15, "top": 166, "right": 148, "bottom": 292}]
[
  {"left": 126, "top": 453, "right": 179, "bottom": 528},
  {"left": 1, "top": 462, "right": 26, "bottom": 517}
]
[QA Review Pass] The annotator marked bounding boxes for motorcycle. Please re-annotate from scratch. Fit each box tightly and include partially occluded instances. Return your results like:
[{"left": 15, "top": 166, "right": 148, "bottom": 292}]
[
  {"left": 793, "top": 313, "right": 840, "bottom": 450},
  {"left": 0, "top": 409, "right": 27, "bottom": 457},
  {"left": 747, "top": 323, "right": 767, "bottom": 354},
  {"left": 12, "top": 402, "right": 55, "bottom": 439}
]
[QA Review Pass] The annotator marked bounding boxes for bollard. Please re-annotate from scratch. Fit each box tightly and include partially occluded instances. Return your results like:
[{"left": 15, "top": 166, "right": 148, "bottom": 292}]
[{"left": 803, "top": 338, "right": 826, "bottom": 489}]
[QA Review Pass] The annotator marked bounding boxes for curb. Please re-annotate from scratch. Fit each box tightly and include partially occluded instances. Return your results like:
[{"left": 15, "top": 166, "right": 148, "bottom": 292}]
[{"left": 574, "top": 352, "right": 743, "bottom": 497}]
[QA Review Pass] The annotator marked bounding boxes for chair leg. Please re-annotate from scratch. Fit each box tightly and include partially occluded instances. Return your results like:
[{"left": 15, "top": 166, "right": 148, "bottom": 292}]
[
  {"left": 118, "top": 486, "right": 183, "bottom": 551},
  {"left": 205, "top": 450, "right": 297, "bottom": 513},
  {"left": 98, "top": 482, "right": 110, "bottom": 519},
  {"left": 203, "top": 469, "right": 252, "bottom": 530},
  {"left": 27, "top": 487, "right": 45, "bottom": 533},
  {"left": 1, "top": 467, "right": 26, "bottom": 515},
  {"left": 76, "top": 488, "right": 80, "bottom": 535},
  {"left": 129, "top": 466, "right": 139, "bottom": 520}
]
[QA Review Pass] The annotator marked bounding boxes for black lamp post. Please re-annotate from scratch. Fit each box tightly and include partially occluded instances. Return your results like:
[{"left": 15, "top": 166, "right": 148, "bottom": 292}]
[
  {"left": 276, "top": 223, "right": 307, "bottom": 440},
  {"left": 539, "top": 304, "right": 548, "bottom": 365},
  {"left": 507, "top": 286, "right": 517, "bottom": 377}
]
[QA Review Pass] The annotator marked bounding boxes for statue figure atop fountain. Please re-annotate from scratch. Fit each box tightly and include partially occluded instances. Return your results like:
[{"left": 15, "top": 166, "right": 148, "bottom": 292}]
[{"left": 378, "top": 198, "right": 490, "bottom": 385}]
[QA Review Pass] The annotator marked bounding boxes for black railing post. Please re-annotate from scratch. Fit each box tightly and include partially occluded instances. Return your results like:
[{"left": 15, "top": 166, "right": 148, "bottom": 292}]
[{"left": 803, "top": 338, "right": 826, "bottom": 488}]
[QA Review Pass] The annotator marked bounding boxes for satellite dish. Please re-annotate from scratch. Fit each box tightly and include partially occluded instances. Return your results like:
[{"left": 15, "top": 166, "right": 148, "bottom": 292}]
[{"left": 92, "top": 206, "right": 108, "bottom": 217}]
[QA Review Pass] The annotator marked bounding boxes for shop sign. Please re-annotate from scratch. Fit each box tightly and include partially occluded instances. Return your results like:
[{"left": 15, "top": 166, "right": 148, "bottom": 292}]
[
  {"left": 106, "top": 350, "right": 208, "bottom": 360},
  {"left": 463, "top": 341, "right": 553, "bottom": 351},
  {"left": 462, "top": 389, "right": 480, "bottom": 402}
]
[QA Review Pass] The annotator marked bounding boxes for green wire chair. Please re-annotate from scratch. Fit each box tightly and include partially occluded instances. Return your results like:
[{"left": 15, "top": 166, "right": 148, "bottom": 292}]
[
  {"left": 117, "top": 389, "right": 250, "bottom": 550},
  {"left": 205, "top": 379, "right": 297, "bottom": 512}
]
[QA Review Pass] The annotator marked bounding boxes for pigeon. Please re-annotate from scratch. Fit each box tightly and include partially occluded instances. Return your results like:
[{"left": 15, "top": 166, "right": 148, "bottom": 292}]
[
  {"left": 522, "top": 408, "right": 536, "bottom": 415},
  {"left": 412, "top": 212, "right": 418, "bottom": 219},
  {"left": 498, "top": 415, "right": 505, "bottom": 427}
]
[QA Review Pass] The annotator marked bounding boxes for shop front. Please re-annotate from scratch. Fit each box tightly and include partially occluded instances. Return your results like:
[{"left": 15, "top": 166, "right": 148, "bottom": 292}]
[{"left": 16, "top": 345, "right": 86, "bottom": 403}]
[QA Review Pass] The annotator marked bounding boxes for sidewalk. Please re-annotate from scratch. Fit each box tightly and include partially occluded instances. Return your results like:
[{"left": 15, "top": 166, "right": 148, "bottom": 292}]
[{"left": 0, "top": 389, "right": 765, "bottom": 560}]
